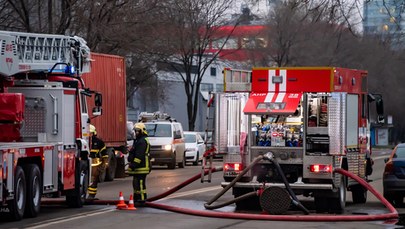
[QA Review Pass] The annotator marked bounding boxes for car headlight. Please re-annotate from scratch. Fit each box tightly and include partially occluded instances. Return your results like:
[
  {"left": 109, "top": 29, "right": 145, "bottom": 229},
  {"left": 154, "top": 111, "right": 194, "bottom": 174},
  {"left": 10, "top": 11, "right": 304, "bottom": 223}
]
[{"left": 163, "top": 144, "right": 172, "bottom": 151}]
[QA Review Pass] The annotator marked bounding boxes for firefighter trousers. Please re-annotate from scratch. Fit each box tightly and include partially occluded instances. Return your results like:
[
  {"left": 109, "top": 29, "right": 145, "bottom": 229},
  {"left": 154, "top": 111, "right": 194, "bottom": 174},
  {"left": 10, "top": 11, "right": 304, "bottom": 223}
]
[
  {"left": 88, "top": 157, "right": 108, "bottom": 197},
  {"left": 132, "top": 174, "right": 147, "bottom": 202}
]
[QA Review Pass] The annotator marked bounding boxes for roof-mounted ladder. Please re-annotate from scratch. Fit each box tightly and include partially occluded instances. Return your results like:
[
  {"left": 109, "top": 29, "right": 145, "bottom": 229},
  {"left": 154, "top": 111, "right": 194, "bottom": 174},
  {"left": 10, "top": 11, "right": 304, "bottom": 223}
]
[{"left": 0, "top": 30, "right": 91, "bottom": 75}]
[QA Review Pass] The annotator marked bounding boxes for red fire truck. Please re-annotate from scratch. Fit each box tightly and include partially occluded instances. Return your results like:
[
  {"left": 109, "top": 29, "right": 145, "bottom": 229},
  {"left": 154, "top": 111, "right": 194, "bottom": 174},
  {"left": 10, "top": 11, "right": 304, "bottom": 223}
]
[
  {"left": 0, "top": 31, "right": 101, "bottom": 220},
  {"left": 210, "top": 67, "right": 384, "bottom": 214}
]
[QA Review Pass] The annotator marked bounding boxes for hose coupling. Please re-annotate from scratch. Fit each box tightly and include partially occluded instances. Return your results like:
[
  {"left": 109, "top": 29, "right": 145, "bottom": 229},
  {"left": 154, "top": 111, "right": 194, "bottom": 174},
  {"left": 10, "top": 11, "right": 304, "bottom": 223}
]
[{"left": 263, "top": 152, "right": 274, "bottom": 161}]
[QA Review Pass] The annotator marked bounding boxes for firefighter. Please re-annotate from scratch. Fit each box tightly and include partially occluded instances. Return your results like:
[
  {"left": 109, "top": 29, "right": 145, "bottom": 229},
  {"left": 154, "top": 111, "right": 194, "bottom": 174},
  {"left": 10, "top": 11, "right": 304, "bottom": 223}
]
[
  {"left": 127, "top": 122, "right": 151, "bottom": 205},
  {"left": 87, "top": 124, "right": 108, "bottom": 200}
]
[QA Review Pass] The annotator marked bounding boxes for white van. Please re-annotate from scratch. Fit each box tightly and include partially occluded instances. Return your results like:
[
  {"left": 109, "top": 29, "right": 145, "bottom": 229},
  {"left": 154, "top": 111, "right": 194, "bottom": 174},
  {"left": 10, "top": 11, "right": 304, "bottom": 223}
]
[{"left": 144, "top": 121, "right": 186, "bottom": 169}]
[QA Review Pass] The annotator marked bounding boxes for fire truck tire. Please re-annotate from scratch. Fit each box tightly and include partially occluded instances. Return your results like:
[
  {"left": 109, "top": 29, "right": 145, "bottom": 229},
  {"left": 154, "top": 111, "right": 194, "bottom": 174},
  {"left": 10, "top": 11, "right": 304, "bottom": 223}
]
[
  {"left": 66, "top": 160, "right": 88, "bottom": 208},
  {"left": 6, "top": 166, "right": 26, "bottom": 221},
  {"left": 178, "top": 152, "right": 185, "bottom": 168},
  {"left": 115, "top": 156, "right": 126, "bottom": 178},
  {"left": 168, "top": 153, "right": 176, "bottom": 169},
  {"left": 314, "top": 197, "right": 328, "bottom": 213},
  {"left": 328, "top": 175, "right": 346, "bottom": 213},
  {"left": 105, "top": 149, "right": 117, "bottom": 182},
  {"left": 351, "top": 184, "right": 367, "bottom": 204},
  {"left": 23, "top": 164, "right": 42, "bottom": 218}
]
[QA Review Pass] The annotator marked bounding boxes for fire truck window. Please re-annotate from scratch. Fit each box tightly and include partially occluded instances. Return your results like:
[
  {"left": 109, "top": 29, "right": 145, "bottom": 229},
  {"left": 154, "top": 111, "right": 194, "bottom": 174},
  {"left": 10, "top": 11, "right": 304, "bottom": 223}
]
[
  {"left": 362, "top": 94, "right": 366, "bottom": 118},
  {"left": 80, "top": 94, "right": 87, "bottom": 113}
]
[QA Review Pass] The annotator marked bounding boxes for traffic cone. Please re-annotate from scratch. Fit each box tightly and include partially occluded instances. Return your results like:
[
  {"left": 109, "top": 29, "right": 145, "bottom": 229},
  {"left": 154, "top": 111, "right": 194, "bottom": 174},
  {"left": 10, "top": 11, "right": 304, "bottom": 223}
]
[
  {"left": 116, "top": 191, "right": 127, "bottom": 209},
  {"left": 126, "top": 194, "right": 137, "bottom": 211}
]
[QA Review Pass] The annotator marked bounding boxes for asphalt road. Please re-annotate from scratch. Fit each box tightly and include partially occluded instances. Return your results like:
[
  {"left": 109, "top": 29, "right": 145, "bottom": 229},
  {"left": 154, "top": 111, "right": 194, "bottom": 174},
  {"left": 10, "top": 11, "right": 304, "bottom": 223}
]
[{"left": 1, "top": 149, "right": 404, "bottom": 229}]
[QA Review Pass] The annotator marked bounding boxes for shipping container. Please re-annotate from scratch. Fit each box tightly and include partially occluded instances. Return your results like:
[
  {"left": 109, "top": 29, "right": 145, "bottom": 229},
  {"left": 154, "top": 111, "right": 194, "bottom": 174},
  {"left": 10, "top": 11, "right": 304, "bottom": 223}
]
[{"left": 82, "top": 53, "right": 127, "bottom": 179}]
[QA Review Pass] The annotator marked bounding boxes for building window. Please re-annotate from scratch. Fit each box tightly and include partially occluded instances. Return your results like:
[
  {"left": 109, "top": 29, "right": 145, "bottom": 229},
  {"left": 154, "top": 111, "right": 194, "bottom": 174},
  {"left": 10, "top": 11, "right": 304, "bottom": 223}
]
[
  {"left": 210, "top": 67, "right": 217, "bottom": 77},
  {"left": 201, "top": 83, "right": 214, "bottom": 91}
]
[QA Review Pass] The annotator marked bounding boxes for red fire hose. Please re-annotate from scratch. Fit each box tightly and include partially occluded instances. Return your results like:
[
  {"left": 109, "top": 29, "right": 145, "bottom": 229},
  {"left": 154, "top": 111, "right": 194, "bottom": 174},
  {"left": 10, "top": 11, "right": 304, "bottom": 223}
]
[{"left": 42, "top": 166, "right": 398, "bottom": 222}]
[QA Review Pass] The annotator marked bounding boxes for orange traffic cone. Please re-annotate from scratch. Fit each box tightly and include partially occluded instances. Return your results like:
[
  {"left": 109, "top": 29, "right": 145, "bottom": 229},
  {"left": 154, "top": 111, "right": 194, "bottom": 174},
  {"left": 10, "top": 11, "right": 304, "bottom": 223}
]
[
  {"left": 126, "top": 194, "right": 137, "bottom": 211},
  {"left": 116, "top": 191, "right": 128, "bottom": 209}
]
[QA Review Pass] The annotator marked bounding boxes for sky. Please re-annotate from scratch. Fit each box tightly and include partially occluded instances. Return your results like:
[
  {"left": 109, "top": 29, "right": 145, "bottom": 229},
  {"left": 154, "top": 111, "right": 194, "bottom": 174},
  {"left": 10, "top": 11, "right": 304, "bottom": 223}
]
[{"left": 225, "top": 0, "right": 364, "bottom": 33}]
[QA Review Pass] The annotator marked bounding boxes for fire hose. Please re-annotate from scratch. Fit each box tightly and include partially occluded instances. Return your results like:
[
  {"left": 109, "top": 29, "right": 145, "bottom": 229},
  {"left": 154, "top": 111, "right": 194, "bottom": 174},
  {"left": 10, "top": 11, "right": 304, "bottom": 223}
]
[
  {"left": 41, "top": 153, "right": 399, "bottom": 222},
  {"left": 204, "top": 152, "right": 309, "bottom": 215}
]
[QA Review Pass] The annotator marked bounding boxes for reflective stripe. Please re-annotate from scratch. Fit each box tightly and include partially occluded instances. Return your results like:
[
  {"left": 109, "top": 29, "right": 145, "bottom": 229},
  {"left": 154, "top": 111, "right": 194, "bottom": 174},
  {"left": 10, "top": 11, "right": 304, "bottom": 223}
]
[
  {"left": 88, "top": 186, "right": 97, "bottom": 194},
  {"left": 134, "top": 158, "right": 141, "bottom": 163},
  {"left": 140, "top": 179, "right": 146, "bottom": 201}
]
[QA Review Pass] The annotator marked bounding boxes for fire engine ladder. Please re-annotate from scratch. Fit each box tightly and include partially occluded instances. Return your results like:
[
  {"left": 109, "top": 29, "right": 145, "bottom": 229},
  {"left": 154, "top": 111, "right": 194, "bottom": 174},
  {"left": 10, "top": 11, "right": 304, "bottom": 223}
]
[
  {"left": 0, "top": 30, "right": 91, "bottom": 74},
  {"left": 201, "top": 92, "right": 216, "bottom": 183}
]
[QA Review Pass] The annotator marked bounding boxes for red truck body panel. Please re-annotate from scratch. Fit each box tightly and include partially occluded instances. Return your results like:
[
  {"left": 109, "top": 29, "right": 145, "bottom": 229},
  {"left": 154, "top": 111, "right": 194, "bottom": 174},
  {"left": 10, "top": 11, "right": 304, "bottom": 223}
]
[{"left": 82, "top": 53, "right": 127, "bottom": 147}]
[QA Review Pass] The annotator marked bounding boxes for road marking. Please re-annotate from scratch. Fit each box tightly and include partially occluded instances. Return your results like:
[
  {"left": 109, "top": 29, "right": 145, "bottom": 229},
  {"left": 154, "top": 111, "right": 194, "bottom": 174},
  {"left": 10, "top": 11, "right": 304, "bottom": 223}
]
[
  {"left": 25, "top": 207, "right": 115, "bottom": 229},
  {"left": 373, "top": 155, "right": 389, "bottom": 161},
  {"left": 157, "top": 186, "right": 222, "bottom": 201}
]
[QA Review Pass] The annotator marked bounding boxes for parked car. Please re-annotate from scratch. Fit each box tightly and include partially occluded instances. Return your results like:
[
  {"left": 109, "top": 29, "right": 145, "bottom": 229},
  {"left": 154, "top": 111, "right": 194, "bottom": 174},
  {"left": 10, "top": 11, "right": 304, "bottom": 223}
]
[
  {"left": 383, "top": 143, "right": 405, "bottom": 206},
  {"left": 184, "top": 131, "right": 206, "bottom": 165}
]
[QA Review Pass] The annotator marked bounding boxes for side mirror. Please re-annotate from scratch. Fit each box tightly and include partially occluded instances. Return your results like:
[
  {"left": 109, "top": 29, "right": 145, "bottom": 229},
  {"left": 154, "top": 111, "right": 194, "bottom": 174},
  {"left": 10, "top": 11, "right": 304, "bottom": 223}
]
[
  {"left": 92, "top": 106, "right": 102, "bottom": 116},
  {"left": 95, "top": 93, "right": 102, "bottom": 107}
]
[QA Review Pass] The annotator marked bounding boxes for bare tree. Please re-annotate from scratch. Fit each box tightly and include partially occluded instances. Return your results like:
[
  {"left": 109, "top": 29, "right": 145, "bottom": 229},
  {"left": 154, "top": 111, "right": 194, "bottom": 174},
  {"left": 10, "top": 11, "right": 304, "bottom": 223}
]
[{"left": 144, "top": 0, "right": 238, "bottom": 131}]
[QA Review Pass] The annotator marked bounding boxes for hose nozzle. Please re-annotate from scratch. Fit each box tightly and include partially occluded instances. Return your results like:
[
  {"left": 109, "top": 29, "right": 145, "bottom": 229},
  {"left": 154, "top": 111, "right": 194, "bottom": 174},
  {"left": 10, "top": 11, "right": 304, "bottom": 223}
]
[{"left": 263, "top": 152, "right": 274, "bottom": 161}]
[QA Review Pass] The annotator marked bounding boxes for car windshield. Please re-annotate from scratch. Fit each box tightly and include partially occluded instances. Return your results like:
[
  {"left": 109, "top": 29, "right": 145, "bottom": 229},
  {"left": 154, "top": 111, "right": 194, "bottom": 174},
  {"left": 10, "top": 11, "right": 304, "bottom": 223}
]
[
  {"left": 185, "top": 134, "right": 196, "bottom": 143},
  {"left": 395, "top": 147, "right": 405, "bottom": 158},
  {"left": 145, "top": 123, "right": 172, "bottom": 137}
]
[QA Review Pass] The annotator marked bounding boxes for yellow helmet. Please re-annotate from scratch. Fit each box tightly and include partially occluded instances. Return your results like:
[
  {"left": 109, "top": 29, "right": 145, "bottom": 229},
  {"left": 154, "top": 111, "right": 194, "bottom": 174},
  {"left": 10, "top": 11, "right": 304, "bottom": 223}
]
[
  {"left": 134, "top": 122, "right": 147, "bottom": 135},
  {"left": 89, "top": 124, "right": 97, "bottom": 135}
]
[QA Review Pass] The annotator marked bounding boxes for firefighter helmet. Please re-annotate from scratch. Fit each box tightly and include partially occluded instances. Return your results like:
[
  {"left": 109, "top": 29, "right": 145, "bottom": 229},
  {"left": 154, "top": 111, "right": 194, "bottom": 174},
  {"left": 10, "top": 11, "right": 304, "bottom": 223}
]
[
  {"left": 89, "top": 124, "right": 97, "bottom": 135},
  {"left": 134, "top": 122, "right": 147, "bottom": 135}
]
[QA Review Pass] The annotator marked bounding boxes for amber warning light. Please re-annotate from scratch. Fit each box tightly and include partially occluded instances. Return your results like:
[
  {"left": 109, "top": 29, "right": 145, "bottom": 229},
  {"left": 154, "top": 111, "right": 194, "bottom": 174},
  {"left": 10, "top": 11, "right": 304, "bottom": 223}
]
[{"left": 309, "top": 164, "right": 332, "bottom": 173}]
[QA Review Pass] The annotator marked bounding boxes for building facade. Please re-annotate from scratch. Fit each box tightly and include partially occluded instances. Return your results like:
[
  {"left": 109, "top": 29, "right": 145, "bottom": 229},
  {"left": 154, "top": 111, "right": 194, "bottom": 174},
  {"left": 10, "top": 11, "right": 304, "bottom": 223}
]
[{"left": 363, "top": 0, "right": 405, "bottom": 46}]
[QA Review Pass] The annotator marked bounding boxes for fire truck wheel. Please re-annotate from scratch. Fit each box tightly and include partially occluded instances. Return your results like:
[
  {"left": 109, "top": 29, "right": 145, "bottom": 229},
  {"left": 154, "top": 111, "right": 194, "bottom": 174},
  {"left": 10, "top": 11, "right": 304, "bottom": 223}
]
[
  {"left": 351, "top": 184, "right": 367, "bottom": 204},
  {"left": 6, "top": 166, "right": 26, "bottom": 221},
  {"left": 178, "top": 152, "right": 185, "bottom": 168},
  {"left": 23, "top": 164, "right": 42, "bottom": 218},
  {"left": 314, "top": 196, "right": 328, "bottom": 213},
  {"left": 329, "top": 175, "right": 346, "bottom": 213},
  {"left": 66, "top": 160, "right": 88, "bottom": 208},
  {"left": 105, "top": 149, "right": 117, "bottom": 182}
]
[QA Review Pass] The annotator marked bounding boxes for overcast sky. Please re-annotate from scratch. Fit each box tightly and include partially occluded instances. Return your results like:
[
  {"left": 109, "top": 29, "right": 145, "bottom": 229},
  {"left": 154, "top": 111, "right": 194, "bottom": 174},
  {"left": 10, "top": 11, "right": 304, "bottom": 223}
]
[{"left": 226, "top": 0, "right": 364, "bottom": 33}]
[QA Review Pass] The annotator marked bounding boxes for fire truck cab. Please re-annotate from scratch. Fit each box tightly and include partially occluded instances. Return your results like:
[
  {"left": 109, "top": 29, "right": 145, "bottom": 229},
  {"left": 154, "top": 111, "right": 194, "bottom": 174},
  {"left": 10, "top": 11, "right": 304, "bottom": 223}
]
[
  {"left": 214, "top": 67, "right": 384, "bottom": 213},
  {"left": 0, "top": 31, "right": 100, "bottom": 220}
]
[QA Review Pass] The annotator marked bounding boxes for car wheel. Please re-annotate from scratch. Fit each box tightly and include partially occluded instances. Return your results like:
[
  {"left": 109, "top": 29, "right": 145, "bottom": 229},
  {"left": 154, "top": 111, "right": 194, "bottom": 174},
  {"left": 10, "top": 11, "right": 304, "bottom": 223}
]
[
  {"left": 193, "top": 152, "right": 199, "bottom": 166},
  {"left": 168, "top": 153, "right": 176, "bottom": 169}
]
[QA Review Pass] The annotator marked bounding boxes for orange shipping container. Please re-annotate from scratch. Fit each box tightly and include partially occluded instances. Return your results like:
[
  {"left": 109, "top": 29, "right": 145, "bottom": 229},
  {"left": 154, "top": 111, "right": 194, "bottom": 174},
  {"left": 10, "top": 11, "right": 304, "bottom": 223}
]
[{"left": 82, "top": 53, "right": 127, "bottom": 148}]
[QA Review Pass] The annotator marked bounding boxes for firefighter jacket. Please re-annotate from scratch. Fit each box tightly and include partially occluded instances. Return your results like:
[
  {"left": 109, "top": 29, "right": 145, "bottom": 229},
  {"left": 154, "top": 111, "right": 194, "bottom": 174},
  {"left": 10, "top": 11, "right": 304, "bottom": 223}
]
[
  {"left": 127, "top": 134, "right": 151, "bottom": 175},
  {"left": 90, "top": 135, "right": 107, "bottom": 159}
]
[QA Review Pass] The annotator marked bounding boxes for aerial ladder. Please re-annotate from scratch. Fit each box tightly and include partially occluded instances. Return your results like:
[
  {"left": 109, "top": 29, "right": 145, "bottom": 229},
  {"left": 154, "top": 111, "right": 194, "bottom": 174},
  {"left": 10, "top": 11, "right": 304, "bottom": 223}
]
[{"left": 0, "top": 30, "right": 91, "bottom": 77}]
